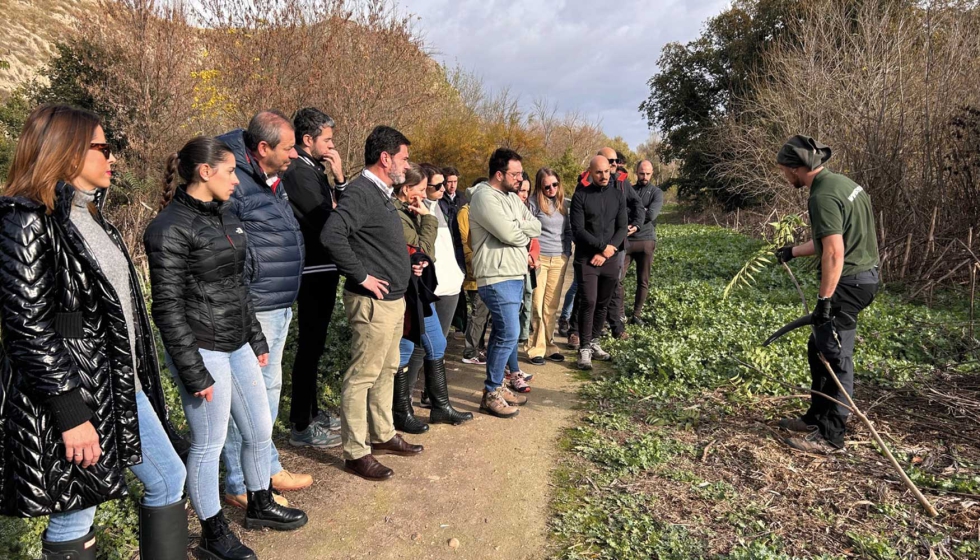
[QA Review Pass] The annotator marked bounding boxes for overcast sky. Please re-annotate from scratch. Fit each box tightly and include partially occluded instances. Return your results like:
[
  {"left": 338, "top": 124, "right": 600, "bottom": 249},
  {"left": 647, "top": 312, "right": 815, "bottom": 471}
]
[{"left": 398, "top": 0, "right": 731, "bottom": 149}]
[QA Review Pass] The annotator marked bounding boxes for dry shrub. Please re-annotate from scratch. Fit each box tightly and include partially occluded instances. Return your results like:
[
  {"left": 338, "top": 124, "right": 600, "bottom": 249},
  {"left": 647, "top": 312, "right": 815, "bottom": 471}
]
[{"left": 713, "top": 0, "right": 980, "bottom": 287}]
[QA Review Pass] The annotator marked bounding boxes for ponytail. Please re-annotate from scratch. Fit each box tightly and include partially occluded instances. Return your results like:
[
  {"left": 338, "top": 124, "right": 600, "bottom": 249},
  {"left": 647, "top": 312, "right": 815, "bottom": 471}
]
[{"left": 160, "top": 152, "right": 179, "bottom": 210}]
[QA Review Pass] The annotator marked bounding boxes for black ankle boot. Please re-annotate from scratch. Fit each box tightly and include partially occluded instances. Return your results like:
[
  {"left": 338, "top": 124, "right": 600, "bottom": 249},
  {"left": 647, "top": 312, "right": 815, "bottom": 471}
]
[
  {"left": 139, "top": 498, "right": 188, "bottom": 560},
  {"left": 393, "top": 366, "right": 429, "bottom": 434},
  {"left": 42, "top": 528, "right": 96, "bottom": 560},
  {"left": 425, "top": 358, "right": 474, "bottom": 425},
  {"left": 197, "top": 511, "right": 255, "bottom": 560},
  {"left": 245, "top": 482, "right": 308, "bottom": 531}
]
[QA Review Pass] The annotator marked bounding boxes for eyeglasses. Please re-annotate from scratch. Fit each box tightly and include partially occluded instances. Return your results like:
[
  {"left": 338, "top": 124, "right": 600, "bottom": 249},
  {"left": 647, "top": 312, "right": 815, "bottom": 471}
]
[
  {"left": 607, "top": 158, "right": 620, "bottom": 164},
  {"left": 543, "top": 181, "right": 560, "bottom": 189},
  {"left": 430, "top": 181, "right": 445, "bottom": 190},
  {"left": 90, "top": 143, "right": 112, "bottom": 160},
  {"left": 505, "top": 171, "right": 524, "bottom": 179}
]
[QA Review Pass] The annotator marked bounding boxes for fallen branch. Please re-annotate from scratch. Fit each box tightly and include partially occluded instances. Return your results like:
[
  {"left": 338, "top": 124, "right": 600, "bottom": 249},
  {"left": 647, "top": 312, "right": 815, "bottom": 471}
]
[{"left": 781, "top": 262, "right": 939, "bottom": 517}]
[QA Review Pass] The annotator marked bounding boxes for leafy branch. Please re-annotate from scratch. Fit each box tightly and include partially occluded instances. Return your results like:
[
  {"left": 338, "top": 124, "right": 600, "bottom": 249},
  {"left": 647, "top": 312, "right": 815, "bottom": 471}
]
[{"left": 723, "top": 214, "right": 806, "bottom": 299}]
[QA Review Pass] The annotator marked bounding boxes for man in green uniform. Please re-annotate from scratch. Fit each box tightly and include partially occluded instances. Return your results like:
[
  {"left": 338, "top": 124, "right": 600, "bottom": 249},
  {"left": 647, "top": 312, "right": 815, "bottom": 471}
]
[{"left": 773, "top": 135, "right": 880, "bottom": 453}]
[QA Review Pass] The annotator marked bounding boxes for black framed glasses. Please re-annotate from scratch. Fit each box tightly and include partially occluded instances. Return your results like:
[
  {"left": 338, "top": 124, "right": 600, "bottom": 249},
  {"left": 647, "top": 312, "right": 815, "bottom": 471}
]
[
  {"left": 90, "top": 143, "right": 112, "bottom": 160},
  {"left": 430, "top": 181, "right": 445, "bottom": 190},
  {"left": 607, "top": 158, "right": 620, "bottom": 164}
]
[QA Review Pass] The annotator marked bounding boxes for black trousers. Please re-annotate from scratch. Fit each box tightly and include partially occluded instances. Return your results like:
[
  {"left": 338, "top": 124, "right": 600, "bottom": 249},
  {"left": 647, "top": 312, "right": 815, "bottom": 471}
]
[
  {"left": 803, "top": 273, "right": 879, "bottom": 447},
  {"left": 289, "top": 270, "right": 340, "bottom": 429},
  {"left": 575, "top": 254, "right": 623, "bottom": 347},
  {"left": 621, "top": 239, "right": 657, "bottom": 319}
]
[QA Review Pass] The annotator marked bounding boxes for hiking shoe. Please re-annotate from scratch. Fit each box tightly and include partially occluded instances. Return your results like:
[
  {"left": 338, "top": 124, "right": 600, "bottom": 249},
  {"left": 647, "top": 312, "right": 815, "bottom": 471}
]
[
  {"left": 778, "top": 416, "right": 818, "bottom": 433},
  {"left": 313, "top": 412, "right": 341, "bottom": 432},
  {"left": 590, "top": 343, "right": 611, "bottom": 361},
  {"left": 289, "top": 422, "right": 342, "bottom": 449},
  {"left": 481, "top": 388, "right": 520, "bottom": 418},
  {"left": 784, "top": 431, "right": 839, "bottom": 454},
  {"left": 557, "top": 317, "right": 570, "bottom": 337},
  {"left": 629, "top": 316, "right": 645, "bottom": 327},
  {"left": 506, "top": 371, "right": 531, "bottom": 393},
  {"left": 547, "top": 352, "right": 565, "bottom": 362},
  {"left": 500, "top": 386, "right": 528, "bottom": 406},
  {"left": 530, "top": 356, "right": 546, "bottom": 366},
  {"left": 462, "top": 352, "right": 487, "bottom": 365},
  {"left": 568, "top": 333, "right": 580, "bottom": 349},
  {"left": 577, "top": 348, "right": 593, "bottom": 370}
]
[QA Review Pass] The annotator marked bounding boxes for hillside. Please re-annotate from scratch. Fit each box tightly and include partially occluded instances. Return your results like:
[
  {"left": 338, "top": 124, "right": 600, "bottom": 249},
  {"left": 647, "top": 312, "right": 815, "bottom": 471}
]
[{"left": 0, "top": 0, "right": 93, "bottom": 94}]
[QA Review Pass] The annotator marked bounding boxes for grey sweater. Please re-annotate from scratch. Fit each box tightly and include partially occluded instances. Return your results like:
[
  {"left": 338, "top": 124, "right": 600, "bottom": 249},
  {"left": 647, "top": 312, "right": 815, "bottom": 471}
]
[
  {"left": 70, "top": 188, "right": 141, "bottom": 392},
  {"left": 529, "top": 197, "right": 572, "bottom": 257}
]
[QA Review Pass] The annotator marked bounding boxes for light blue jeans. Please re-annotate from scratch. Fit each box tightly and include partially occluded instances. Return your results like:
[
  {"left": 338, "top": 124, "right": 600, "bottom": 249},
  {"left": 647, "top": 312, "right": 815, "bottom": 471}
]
[
  {"left": 45, "top": 391, "right": 186, "bottom": 542},
  {"left": 222, "top": 307, "right": 290, "bottom": 496},
  {"left": 174, "top": 344, "right": 273, "bottom": 519},
  {"left": 399, "top": 302, "right": 447, "bottom": 366},
  {"left": 478, "top": 279, "right": 524, "bottom": 392}
]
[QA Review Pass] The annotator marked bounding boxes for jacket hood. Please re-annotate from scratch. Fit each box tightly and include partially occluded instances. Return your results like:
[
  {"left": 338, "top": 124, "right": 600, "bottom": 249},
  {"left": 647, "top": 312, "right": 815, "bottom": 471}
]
[
  {"left": 217, "top": 129, "right": 264, "bottom": 184},
  {"left": 466, "top": 181, "right": 491, "bottom": 199}
]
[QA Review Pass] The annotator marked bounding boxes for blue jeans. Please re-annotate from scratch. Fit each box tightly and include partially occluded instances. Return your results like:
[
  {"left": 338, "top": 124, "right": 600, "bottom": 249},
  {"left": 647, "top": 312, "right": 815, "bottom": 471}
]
[
  {"left": 478, "top": 279, "right": 524, "bottom": 392},
  {"left": 45, "top": 391, "right": 186, "bottom": 542},
  {"left": 173, "top": 344, "right": 273, "bottom": 519},
  {"left": 223, "top": 307, "right": 290, "bottom": 495},
  {"left": 399, "top": 302, "right": 447, "bottom": 366},
  {"left": 560, "top": 278, "right": 577, "bottom": 321}
]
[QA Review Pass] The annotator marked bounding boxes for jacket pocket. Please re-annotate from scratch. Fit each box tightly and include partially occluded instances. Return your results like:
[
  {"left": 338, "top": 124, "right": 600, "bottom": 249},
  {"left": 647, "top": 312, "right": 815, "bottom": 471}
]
[{"left": 53, "top": 312, "right": 85, "bottom": 339}]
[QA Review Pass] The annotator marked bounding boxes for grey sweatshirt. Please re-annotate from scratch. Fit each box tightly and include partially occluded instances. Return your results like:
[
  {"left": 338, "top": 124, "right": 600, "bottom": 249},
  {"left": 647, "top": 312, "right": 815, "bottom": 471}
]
[
  {"left": 529, "top": 197, "right": 572, "bottom": 257},
  {"left": 70, "top": 188, "right": 141, "bottom": 392}
]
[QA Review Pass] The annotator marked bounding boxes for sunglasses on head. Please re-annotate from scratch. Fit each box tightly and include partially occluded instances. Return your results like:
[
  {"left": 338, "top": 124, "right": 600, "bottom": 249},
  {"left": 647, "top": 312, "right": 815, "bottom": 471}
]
[{"left": 90, "top": 143, "right": 112, "bottom": 160}]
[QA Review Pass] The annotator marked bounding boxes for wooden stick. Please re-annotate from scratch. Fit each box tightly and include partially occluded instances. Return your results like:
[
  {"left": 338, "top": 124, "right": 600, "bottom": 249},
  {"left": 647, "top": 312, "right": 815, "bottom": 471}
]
[
  {"left": 971, "top": 263, "right": 977, "bottom": 342},
  {"left": 779, "top": 263, "right": 939, "bottom": 518},
  {"left": 927, "top": 206, "right": 938, "bottom": 255},
  {"left": 901, "top": 233, "right": 913, "bottom": 279}
]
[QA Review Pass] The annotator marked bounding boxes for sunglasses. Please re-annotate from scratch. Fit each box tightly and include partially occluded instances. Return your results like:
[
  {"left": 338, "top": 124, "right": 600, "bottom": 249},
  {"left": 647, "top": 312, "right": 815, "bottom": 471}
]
[
  {"left": 543, "top": 181, "right": 560, "bottom": 189},
  {"left": 607, "top": 158, "right": 620, "bottom": 164},
  {"left": 90, "top": 143, "right": 112, "bottom": 160},
  {"left": 429, "top": 181, "right": 445, "bottom": 190}
]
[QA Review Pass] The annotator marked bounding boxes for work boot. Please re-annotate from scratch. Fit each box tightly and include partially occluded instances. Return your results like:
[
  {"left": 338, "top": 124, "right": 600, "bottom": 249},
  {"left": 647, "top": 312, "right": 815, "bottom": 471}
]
[
  {"left": 244, "top": 482, "right": 309, "bottom": 531},
  {"left": 480, "top": 388, "right": 520, "bottom": 418},
  {"left": 270, "top": 469, "right": 312, "bottom": 492},
  {"left": 500, "top": 386, "right": 528, "bottom": 406},
  {"left": 590, "top": 342, "right": 611, "bottom": 361},
  {"left": 424, "top": 359, "right": 474, "bottom": 425},
  {"left": 784, "top": 431, "right": 839, "bottom": 454},
  {"left": 139, "top": 498, "right": 188, "bottom": 560},
  {"left": 42, "top": 528, "right": 96, "bottom": 560},
  {"left": 392, "top": 366, "right": 429, "bottom": 434},
  {"left": 778, "top": 416, "right": 818, "bottom": 433},
  {"left": 577, "top": 347, "right": 593, "bottom": 370},
  {"left": 568, "top": 333, "right": 580, "bottom": 349},
  {"left": 197, "top": 511, "right": 256, "bottom": 560}
]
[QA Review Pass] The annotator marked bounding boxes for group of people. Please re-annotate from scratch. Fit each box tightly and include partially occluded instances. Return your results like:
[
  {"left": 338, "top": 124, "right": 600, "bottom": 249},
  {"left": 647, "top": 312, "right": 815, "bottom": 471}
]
[
  {"left": 0, "top": 104, "right": 665, "bottom": 560},
  {"left": 0, "top": 100, "right": 877, "bottom": 560}
]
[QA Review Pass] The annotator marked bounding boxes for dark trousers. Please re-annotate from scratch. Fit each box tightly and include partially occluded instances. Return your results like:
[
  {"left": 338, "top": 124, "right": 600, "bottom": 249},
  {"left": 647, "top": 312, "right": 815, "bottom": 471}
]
[
  {"left": 575, "top": 254, "right": 623, "bottom": 347},
  {"left": 452, "top": 292, "right": 468, "bottom": 332},
  {"left": 803, "top": 275, "right": 879, "bottom": 447},
  {"left": 622, "top": 239, "right": 656, "bottom": 318},
  {"left": 289, "top": 270, "right": 340, "bottom": 429}
]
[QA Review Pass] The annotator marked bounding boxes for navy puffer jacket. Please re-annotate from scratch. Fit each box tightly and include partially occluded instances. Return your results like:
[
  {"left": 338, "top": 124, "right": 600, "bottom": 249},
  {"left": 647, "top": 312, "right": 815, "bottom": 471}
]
[{"left": 217, "top": 129, "right": 304, "bottom": 312}]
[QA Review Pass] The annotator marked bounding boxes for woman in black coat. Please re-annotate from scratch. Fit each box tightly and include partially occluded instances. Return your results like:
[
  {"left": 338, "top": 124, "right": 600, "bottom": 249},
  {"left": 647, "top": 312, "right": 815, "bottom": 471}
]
[
  {"left": 0, "top": 105, "right": 188, "bottom": 559},
  {"left": 144, "top": 136, "right": 308, "bottom": 560}
]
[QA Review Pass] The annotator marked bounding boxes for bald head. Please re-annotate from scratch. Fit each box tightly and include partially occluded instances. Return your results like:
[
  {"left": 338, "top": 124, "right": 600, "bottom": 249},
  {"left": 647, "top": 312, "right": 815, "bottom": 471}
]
[
  {"left": 589, "top": 155, "right": 611, "bottom": 187},
  {"left": 636, "top": 160, "right": 654, "bottom": 186},
  {"left": 598, "top": 147, "right": 617, "bottom": 161}
]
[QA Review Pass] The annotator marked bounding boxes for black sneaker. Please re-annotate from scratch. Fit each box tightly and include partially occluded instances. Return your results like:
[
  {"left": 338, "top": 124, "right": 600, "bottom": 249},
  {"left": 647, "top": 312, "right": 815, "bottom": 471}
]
[
  {"left": 629, "top": 316, "right": 645, "bottom": 327},
  {"left": 530, "top": 356, "right": 545, "bottom": 366},
  {"left": 547, "top": 353, "right": 565, "bottom": 362}
]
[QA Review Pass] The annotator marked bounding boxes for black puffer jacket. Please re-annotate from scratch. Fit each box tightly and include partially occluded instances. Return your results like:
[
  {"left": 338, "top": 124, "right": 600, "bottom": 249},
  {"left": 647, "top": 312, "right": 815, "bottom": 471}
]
[
  {"left": 144, "top": 187, "right": 269, "bottom": 394},
  {"left": 0, "top": 182, "right": 186, "bottom": 518}
]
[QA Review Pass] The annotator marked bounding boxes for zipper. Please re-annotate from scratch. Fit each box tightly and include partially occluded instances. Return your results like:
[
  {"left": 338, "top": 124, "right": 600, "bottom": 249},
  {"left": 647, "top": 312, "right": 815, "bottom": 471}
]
[{"left": 218, "top": 213, "right": 248, "bottom": 338}]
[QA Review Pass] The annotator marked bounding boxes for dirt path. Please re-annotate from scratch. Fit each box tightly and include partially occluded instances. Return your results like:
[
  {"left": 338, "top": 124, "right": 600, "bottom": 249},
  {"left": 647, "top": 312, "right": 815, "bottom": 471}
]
[{"left": 238, "top": 337, "right": 584, "bottom": 560}]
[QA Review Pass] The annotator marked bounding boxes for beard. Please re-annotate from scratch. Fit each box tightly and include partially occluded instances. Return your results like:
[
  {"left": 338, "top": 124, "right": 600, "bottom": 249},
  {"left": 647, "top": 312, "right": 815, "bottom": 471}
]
[{"left": 389, "top": 169, "right": 406, "bottom": 185}]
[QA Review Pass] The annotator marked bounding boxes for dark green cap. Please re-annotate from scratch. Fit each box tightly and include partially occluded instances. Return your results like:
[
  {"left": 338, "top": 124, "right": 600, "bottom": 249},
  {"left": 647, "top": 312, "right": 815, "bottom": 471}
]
[{"left": 776, "top": 135, "right": 832, "bottom": 169}]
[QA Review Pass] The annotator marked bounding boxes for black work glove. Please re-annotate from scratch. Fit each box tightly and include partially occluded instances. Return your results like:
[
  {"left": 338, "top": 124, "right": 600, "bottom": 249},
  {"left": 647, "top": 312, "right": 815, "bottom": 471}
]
[
  {"left": 774, "top": 245, "right": 795, "bottom": 264},
  {"left": 812, "top": 297, "right": 840, "bottom": 359}
]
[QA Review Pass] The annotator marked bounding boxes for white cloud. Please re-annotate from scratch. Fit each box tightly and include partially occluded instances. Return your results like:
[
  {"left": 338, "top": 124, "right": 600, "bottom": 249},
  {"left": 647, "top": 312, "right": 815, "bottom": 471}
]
[{"left": 399, "top": 0, "right": 730, "bottom": 148}]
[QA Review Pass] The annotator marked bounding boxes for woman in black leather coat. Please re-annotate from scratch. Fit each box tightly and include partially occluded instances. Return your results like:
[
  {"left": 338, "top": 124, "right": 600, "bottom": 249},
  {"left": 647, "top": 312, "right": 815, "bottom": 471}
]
[
  {"left": 0, "top": 104, "right": 188, "bottom": 560},
  {"left": 144, "top": 136, "right": 308, "bottom": 560}
]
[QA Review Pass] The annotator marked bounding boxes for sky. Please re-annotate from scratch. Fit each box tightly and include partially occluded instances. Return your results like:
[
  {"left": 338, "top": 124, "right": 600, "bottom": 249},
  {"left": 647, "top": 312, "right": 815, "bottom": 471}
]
[{"left": 397, "top": 0, "right": 731, "bottom": 149}]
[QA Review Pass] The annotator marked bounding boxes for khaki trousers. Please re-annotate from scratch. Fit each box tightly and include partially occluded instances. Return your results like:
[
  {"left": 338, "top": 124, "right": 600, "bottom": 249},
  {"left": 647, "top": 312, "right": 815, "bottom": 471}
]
[
  {"left": 340, "top": 292, "right": 405, "bottom": 460},
  {"left": 528, "top": 255, "right": 569, "bottom": 358}
]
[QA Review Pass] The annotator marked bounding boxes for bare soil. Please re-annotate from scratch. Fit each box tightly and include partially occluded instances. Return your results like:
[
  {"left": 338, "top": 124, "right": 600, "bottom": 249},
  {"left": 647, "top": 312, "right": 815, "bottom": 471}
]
[{"left": 228, "top": 338, "right": 583, "bottom": 560}]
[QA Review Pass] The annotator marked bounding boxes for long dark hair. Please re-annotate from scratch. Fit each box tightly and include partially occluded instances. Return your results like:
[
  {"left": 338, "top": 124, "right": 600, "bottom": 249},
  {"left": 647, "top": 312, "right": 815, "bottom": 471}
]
[
  {"left": 4, "top": 104, "right": 102, "bottom": 213},
  {"left": 160, "top": 136, "right": 235, "bottom": 210}
]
